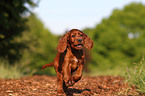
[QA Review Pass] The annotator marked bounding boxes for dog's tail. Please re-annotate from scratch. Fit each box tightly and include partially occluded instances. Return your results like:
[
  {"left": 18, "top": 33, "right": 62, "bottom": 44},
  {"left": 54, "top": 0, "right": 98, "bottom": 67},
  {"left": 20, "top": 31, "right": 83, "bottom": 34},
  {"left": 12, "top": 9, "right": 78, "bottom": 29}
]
[{"left": 41, "top": 62, "right": 54, "bottom": 70}]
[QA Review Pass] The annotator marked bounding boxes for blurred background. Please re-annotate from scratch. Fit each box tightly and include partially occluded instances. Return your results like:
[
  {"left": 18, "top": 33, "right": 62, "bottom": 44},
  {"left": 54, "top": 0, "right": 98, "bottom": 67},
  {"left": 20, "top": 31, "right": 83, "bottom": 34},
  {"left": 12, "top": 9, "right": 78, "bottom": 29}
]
[{"left": 0, "top": 0, "right": 145, "bottom": 78}]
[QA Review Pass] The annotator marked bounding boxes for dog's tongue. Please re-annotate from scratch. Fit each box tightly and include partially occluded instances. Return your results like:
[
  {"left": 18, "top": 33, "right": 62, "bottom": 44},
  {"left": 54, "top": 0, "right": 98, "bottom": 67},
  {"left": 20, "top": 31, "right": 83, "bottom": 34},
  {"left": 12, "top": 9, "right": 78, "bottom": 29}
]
[{"left": 77, "top": 45, "right": 82, "bottom": 48}]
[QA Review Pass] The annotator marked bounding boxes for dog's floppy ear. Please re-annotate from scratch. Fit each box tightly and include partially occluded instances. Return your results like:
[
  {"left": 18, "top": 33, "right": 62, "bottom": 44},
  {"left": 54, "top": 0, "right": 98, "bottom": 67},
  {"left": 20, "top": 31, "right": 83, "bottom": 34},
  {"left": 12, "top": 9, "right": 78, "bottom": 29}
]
[
  {"left": 83, "top": 33, "right": 94, "bottom": 50},
  {"left": 57, "top": 32, "right": 70, "bottom": 53}
]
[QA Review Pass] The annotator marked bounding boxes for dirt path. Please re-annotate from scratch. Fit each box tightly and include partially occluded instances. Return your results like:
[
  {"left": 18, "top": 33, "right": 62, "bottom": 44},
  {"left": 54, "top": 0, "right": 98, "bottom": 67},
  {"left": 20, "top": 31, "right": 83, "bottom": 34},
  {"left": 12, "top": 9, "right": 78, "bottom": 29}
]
[{"left": 0, "top": 75, "right": 140, "bottom": 96}]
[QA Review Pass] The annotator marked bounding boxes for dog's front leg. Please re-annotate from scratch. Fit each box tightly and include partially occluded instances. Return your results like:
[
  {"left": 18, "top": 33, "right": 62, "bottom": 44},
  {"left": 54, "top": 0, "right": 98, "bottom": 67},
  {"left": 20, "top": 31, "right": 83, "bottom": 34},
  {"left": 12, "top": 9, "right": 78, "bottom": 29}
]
[
  {"left": 73, "top": 64, "right": 83, "bottom": 83},
  {"left": 62, "top": 60, "right": 74, "bottom": 87}
]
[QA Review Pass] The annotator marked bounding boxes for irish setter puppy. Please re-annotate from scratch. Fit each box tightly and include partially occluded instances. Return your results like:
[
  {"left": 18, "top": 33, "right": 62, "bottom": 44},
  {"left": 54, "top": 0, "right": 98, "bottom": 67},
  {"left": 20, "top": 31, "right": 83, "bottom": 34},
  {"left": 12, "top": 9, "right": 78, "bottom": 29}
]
[{"left": 42, "top": 29, "right": 93, "bottom": 93}]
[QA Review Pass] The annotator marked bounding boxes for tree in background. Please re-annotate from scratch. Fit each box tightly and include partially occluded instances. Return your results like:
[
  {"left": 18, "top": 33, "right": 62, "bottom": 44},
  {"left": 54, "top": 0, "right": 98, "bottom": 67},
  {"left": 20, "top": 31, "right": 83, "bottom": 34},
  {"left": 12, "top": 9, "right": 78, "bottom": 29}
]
[
  {"left": 17, "top": 14, "right": 58, "bottom": 75},
  {"left": 0, "top": 0, "right": 39, "bottom": 63},
  {"left": 84, "top": 3, "right": 145, "bottom": 74}
]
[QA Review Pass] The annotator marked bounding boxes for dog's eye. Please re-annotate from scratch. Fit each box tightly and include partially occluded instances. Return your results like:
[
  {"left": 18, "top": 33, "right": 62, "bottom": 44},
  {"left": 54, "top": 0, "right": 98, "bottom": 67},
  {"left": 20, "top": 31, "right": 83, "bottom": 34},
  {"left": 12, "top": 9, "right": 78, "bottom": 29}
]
[
  {"left": 80, "top": 34, "right": 83, "bottom": 37},
  {"left": 72, "top": 35, "right": 75, "bottom": 37}
]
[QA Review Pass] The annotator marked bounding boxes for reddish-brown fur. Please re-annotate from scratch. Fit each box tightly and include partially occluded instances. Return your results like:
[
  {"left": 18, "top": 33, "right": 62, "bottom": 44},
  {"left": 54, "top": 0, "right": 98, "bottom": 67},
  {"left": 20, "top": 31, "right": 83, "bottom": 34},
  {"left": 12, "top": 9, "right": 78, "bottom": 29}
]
[{"left": 41, "top": 29, "right": 93, "bottom": 93}]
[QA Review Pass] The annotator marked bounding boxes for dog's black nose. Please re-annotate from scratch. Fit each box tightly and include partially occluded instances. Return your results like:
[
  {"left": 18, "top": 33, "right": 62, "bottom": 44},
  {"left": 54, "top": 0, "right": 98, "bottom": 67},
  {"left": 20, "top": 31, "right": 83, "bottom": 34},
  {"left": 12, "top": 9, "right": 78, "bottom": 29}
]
[{"left": 78, "top": 39, "right": 82, "bottom": 42}]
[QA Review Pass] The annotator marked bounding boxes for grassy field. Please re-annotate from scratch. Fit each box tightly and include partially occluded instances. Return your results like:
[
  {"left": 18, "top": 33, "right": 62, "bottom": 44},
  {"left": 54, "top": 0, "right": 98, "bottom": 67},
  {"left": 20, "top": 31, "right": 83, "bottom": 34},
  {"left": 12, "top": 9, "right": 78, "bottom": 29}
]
[
  {"left": 126, "top": 58, "right": 145, "bottom": 93},
  {"left": 0, "top": 62, "right": 22, "bottom": 79}
]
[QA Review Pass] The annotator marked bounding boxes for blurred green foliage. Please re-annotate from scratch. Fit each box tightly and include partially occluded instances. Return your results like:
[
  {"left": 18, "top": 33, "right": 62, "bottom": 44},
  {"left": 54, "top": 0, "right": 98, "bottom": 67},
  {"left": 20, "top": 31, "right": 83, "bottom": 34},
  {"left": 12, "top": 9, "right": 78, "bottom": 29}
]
[
  {"left": 0, "top": 61, "right": 23, "bottom": 79},
  {"left": 18, "top": 14, "right": 58, "bottom": 75},
  {"left": 83, "top": 3, "right": 145, "bottom": 75},
  {"left": 0, "top": 0, "right": 39, "bottom": 63}
]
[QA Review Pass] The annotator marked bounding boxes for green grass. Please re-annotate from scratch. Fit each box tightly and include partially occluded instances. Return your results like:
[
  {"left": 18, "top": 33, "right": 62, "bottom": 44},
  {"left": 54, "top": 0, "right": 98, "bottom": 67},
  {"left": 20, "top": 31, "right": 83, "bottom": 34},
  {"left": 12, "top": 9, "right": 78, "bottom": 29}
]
[
  {"left": 0, "top": 62, "right": 23, "bottom": 79},
  {"left": 85, "top": 62, "right": 128, "bottom": 77},
  {"left": 126, "top": 57, "right": 145, "bottom": 94}
]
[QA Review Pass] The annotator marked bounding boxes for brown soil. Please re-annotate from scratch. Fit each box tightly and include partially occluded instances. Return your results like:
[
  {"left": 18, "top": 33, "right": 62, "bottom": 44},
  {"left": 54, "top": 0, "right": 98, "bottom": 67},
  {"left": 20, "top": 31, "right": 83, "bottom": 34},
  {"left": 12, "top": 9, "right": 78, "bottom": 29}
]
[{"left": 0, "top": 75, "right": 141, "bottom": 96}]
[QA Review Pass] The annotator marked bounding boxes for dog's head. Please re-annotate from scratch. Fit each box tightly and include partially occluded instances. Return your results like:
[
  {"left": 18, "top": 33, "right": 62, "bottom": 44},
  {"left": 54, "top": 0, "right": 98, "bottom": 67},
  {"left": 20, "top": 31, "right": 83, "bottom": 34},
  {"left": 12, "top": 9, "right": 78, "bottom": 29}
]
[{"left": 57, "top": 29, "right": 93, "bottom": 53}]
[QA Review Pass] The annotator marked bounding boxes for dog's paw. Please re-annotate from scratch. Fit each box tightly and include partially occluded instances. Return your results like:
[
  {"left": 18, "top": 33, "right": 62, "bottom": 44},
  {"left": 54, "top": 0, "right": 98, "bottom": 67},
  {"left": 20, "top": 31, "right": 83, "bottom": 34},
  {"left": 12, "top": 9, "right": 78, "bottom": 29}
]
[{"left": 65, "top": 77, "right": 75, "bottom": 87}]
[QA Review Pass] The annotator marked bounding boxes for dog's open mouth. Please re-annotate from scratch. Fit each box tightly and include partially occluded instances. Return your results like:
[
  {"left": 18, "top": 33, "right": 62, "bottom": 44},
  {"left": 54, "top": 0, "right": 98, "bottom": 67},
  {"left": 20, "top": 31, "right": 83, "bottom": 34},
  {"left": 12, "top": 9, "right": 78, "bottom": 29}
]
[{"left": 75, "top": 44, "right": 83, "bottom": 48}]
